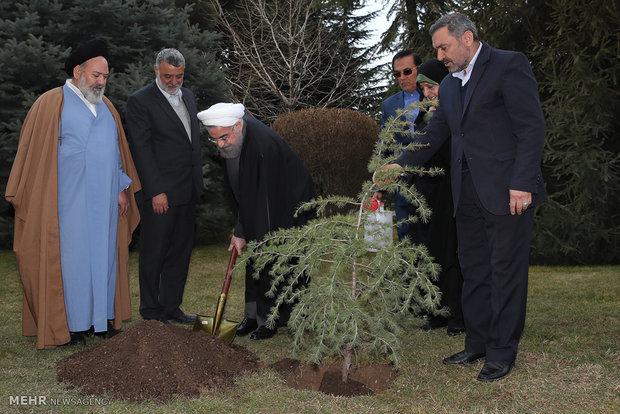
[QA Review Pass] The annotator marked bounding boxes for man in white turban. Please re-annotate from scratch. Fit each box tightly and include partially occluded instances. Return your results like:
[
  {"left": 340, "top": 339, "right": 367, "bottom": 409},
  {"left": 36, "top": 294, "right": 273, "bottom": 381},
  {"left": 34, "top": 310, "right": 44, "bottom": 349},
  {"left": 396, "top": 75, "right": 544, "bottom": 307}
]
[{"left": 198, "top": 103, "right": 315, "bottom": 340}]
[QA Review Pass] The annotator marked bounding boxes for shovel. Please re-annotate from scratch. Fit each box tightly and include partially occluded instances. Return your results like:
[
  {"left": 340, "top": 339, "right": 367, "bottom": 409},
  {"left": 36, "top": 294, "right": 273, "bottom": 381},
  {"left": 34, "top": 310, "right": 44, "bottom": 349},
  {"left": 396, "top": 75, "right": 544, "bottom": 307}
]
[{"left": 193, "top": 249, "right": 240, "bottom": 343}]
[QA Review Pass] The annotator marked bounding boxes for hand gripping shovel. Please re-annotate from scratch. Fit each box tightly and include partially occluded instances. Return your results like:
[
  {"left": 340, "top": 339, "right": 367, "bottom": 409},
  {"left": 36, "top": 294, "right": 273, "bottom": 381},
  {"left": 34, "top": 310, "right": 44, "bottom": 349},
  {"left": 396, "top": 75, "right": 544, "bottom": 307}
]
[{"left": 193, "top": 249, "right": 240, "bottom": 343}]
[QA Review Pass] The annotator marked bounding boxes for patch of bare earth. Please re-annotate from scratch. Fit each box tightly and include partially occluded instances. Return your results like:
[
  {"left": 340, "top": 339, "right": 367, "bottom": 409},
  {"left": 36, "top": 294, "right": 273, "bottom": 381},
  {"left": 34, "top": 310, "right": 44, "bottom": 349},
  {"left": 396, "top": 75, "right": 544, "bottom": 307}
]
[
  {"left": 270, "top": 358, "right": 398, "bottom": 397},
  {"left": 57, "top": 321, "right": 398, "bottom": 401}
]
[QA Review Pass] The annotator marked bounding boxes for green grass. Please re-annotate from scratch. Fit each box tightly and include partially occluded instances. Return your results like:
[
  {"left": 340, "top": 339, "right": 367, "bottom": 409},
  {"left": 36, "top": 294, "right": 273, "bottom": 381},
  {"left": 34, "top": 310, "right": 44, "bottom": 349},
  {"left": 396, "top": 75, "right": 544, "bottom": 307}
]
[{"left": 1, "top": 247, "right": 618, "bottom": 413}]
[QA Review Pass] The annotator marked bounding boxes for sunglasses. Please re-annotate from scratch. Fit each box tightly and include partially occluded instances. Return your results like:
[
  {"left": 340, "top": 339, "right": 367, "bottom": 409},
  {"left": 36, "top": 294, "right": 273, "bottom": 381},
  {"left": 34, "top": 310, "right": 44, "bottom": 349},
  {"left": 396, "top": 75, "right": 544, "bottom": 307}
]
[{"left": 393, "top": 68, "right": 415, "bottom": 78}]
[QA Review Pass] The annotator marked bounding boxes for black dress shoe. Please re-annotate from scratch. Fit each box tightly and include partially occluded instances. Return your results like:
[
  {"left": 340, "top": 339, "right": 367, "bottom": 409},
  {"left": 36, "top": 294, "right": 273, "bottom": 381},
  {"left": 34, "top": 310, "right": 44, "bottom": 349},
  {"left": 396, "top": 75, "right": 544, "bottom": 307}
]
[
  {"left": 167, "top": 313, "right": 196, "bottom": 325},
  {"left": 249, "top": 326, "right": 276, "bottom": 340},
  {"left": 62, "top": 332, "right": 86, "bottom": 347},
  {"left": 236, "top": 317, "right": 258, "bottom": 336},
  {"left": 85, "top": 321, "right": 123, "bottom": 339},
  {"left": 446, "top": 326, "right": 466, "bottom": 337},
  {"left": 419, "top": 317, "right": 448, "bottom": 331},
  {"left": 477, "top": 361, "right": 514, "bottom": 382},
  {"left": 104, "top": 321, "right": 122, "bottom": 338},
  {"left": 443, "top": 350, "right": 485, "bottom": 365}
]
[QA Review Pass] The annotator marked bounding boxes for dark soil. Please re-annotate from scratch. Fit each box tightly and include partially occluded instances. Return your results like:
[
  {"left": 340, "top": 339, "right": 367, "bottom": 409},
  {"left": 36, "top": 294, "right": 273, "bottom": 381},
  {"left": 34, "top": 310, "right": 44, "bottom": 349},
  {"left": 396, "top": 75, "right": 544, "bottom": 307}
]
[
  {"left": 57, "top": 320, "right": 259, "bottom": 402},
  {"left": 318, "top": 370, "right": 374, "bottom": 396},
  {"left": 276, "top": 360, "right": 398, "bottom": 397},
  {"left": 57, "top": 321, "right": 398, "bottom": 401}
]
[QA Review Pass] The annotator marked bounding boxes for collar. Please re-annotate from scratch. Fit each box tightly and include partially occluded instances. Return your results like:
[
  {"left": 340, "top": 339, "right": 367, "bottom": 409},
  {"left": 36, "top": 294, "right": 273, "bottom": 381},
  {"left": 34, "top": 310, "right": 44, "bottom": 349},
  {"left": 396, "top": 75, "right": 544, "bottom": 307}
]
[
  {"left": 451, "top": 42, "right": 483, "bottom": 85},
  {"left": 65, "top": 79, "right": 98, "bottom": 116}
]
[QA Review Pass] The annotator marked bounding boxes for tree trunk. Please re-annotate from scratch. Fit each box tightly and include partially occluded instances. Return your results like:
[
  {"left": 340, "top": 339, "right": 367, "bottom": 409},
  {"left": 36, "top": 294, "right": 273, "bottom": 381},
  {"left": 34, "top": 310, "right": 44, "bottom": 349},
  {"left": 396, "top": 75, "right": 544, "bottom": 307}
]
[{"left": 341, "top": 346, "right": 352, "bottom": 383}]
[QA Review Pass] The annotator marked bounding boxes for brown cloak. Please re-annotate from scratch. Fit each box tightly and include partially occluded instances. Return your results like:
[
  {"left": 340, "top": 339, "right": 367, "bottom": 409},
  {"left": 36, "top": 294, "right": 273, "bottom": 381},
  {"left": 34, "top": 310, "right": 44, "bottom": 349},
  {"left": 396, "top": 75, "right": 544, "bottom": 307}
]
[{"left": 5, "top": 87, "right": 141, "bottom": 349}]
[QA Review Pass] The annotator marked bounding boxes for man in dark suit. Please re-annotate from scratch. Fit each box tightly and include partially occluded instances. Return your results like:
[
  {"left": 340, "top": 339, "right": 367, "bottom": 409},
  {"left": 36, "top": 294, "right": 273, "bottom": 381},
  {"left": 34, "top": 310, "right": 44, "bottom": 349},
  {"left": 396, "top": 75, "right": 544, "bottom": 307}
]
[
  {"left": 376, "top": 50, "right": 422, "bottom": 241},
  {"left": 126, "top": 48, "right": 203, "bottom": 325},
  {"left": 197, "top": 103, "right": 315, "bottom": 340},
  {"left": 375, "top": 12, "right": 546, "bottom": 382}
]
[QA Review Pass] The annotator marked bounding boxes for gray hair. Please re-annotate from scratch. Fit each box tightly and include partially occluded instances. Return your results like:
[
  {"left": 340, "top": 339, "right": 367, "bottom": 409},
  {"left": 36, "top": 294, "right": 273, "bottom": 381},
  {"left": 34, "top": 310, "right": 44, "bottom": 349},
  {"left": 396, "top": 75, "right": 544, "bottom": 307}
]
[
  {"left": 429, "top": 12, "right": 479, "bottom": 41},
  {"left": 155, "top": 48, "right": 185, "bottom": 68}
]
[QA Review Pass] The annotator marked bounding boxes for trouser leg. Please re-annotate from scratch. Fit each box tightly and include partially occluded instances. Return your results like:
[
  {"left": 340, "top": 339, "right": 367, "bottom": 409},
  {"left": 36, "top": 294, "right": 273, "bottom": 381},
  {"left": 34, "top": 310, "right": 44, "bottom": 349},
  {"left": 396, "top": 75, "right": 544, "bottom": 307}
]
[
  {"left": 160, "top": 203, "right": 195, "bottom": 318},
  {"left": 456, "top": 171, "right": 533, "bottom": 363}
]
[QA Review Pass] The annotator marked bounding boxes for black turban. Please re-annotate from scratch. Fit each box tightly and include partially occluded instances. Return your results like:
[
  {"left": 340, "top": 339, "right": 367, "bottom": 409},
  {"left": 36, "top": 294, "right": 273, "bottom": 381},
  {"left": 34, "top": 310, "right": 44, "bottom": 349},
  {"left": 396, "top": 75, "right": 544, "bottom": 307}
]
[
  {"left": 416, "top": 59, "right": 449, "bottom": 86},
  {"left": 64, "top": 38, "right": 109, "bottom": 76}
]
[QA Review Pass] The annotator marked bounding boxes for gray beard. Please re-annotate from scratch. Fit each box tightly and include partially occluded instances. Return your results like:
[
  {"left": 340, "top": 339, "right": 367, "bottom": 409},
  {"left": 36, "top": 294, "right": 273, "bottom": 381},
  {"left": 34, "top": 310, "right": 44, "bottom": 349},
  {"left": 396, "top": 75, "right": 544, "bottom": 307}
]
[
  {"left": 156, "top": 76, "right": 182, "bottom": 95},
  {"left": 219, "top": 136, "right": 244, "bottom": 159},
  {"left": 77, "top": 75, "right": 104, "bottom": 105}
]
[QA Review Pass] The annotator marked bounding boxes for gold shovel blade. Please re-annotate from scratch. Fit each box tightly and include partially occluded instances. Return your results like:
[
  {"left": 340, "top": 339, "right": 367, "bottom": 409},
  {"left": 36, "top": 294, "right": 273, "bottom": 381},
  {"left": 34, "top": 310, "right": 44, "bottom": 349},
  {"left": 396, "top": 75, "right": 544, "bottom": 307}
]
[{"left": 192, "top": 314, "right": 240, "bottom": 344}]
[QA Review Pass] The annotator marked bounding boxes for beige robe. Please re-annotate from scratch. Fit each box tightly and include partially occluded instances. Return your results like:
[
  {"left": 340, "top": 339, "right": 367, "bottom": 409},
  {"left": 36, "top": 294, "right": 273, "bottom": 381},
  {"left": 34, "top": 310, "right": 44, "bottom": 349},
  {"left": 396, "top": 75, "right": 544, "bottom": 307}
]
[{"left": 5, "top": 87, "right": 141, "bottom": 349}]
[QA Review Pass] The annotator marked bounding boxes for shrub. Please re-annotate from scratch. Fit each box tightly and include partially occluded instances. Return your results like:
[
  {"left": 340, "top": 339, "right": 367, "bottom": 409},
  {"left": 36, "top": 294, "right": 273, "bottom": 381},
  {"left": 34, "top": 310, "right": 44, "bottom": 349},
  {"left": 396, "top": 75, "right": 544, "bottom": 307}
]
[{"left": 272, "top": 108, "right": 378, "bottom": 199}]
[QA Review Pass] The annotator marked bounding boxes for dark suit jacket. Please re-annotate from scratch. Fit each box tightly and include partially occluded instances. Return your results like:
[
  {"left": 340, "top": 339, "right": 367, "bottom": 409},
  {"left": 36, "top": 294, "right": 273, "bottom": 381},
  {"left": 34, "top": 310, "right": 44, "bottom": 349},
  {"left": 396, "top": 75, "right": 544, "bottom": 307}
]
[
  {"left": 396, "top": 42, "right": 547, "bottom": 216},
  {"left": 381, "top": 90, "right": 423, "bottom": 145},
  {"left": 225, "top": 115, "right": 315, "bottom": 242},
  {"left": 125, "top": 81, "right": 203, "bottom": 205}
]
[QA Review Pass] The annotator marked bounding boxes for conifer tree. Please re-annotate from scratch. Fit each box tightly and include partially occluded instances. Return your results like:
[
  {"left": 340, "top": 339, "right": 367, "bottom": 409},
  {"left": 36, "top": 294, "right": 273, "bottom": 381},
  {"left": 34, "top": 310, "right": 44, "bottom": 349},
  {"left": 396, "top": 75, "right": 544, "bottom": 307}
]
[
  {"left": 529, "top": 0, "right": 620, "bottom": 264},
  {"left": 239, "top": 102, "right": 443, "bottom": 383}
]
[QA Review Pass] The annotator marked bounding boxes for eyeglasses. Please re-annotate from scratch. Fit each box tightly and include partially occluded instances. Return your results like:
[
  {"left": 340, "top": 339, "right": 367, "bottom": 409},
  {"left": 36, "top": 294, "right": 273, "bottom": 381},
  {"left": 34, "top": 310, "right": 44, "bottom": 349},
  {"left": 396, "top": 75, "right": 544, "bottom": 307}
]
[
  {"left": 393, "top": 68, "right": 415, "bottom": 78},
  {"left": 208, "top": 134, "right": 230, "bottom": 144}
]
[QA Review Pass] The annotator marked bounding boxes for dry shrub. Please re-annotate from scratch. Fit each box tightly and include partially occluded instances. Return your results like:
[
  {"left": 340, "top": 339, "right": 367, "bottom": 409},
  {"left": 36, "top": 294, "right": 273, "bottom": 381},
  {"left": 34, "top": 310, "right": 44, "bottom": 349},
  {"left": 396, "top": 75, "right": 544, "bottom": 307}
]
[{"left": 272, "top": 108, "right": 378, "bottom": 198}]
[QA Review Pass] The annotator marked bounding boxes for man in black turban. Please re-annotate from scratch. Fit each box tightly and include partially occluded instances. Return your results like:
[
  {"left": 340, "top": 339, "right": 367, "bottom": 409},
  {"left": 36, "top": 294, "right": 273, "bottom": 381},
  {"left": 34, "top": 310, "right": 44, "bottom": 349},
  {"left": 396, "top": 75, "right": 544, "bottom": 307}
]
[{"left": 5, "top": 38, "right": 140, "bottom": 349}]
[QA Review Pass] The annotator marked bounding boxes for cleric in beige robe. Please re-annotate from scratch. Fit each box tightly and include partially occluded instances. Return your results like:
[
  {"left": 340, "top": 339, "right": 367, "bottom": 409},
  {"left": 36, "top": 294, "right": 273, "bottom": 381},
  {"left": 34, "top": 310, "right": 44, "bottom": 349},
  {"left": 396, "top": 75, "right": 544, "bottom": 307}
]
[{"left": 5, "top": 39, "right": 140, "bottom": 349}]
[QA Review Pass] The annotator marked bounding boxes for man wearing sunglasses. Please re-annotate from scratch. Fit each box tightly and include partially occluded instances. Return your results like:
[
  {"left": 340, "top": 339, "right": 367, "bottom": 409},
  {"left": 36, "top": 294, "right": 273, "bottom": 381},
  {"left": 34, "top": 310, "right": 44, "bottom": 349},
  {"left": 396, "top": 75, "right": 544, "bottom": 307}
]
[{"left": 375, "top": 50, "right": 423, "bottom": 242}]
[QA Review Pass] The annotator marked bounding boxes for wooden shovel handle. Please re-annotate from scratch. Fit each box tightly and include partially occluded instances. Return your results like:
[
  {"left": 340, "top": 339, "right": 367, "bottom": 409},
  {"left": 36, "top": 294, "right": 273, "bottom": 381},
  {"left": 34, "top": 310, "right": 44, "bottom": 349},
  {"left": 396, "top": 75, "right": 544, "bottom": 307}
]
[{"left": 221, "top": 248, "right": 238, "bottom": 295}]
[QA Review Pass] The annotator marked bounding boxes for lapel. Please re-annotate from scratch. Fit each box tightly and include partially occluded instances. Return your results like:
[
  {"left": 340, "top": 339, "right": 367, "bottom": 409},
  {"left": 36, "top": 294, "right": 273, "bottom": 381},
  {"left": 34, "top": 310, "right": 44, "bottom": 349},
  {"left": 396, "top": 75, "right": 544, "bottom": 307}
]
[
  {"left": 388, "top": 92, "right": 405, "bottom": 117},
  {"left": 462, "top": 42, "right": 491, "bottom": 120},
  {"left": 149, "top": 82, "right": 193, "bottom": 145}
]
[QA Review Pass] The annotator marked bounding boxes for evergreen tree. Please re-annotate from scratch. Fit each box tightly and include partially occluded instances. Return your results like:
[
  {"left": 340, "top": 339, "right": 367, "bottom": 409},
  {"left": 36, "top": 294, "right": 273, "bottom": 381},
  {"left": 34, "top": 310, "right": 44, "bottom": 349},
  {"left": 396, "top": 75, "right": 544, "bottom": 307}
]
[
  {"left": 457, "top": 0, "right": 551, "bottom": 55},
  {"left": 0, "top": 0, "right": 232, "bottom": 247},
  {"left": 529, "top": 0, "right": 620, "bottom": 264},
  {"left": 241, "top": 102, "right": 443, "bottom": 382},
  {"left": 378, "top": 0, "right": 453, "bottom": 58}
]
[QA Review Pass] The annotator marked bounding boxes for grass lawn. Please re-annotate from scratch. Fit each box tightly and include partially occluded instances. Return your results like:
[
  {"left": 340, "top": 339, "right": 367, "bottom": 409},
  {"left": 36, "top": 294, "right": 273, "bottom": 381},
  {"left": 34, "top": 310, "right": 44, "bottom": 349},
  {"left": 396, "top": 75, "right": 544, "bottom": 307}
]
[{"left": 1, "top": 246, "right": 618, "bottom": 413}]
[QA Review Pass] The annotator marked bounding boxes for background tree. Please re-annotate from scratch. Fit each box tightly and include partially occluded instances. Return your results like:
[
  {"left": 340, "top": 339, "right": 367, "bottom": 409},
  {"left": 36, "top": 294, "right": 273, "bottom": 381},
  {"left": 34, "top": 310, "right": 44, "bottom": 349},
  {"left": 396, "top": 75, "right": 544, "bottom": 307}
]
[
  {"left": 378, "top": 0, "right": 453, "bottom": 58},
  {"left": 0, "top": 0, "right": 232, "bottom": 247},
  {"left": 528, "top": 0, "right": 620, "bottom": 264},
  {"left": 456, "top": 0, "right": 620, "bottom": 264},
  {"left": 210, "top": 0, "right": 381, "bottom": 123}
]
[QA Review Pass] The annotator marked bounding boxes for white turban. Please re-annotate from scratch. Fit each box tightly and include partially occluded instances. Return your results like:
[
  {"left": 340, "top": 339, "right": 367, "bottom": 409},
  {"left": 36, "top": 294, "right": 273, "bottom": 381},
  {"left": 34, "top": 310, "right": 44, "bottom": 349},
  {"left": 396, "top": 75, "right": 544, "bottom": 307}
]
[{"left": 197, "top": 102, "right": 245, "bottom": 127}]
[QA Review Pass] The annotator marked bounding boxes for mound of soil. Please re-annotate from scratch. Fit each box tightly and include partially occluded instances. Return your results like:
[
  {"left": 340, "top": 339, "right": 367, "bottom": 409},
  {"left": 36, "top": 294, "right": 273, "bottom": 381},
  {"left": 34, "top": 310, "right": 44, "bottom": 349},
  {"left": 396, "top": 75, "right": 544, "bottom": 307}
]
[{"left": 57, "top": 320, "right": 258, "bottom": 402}]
